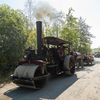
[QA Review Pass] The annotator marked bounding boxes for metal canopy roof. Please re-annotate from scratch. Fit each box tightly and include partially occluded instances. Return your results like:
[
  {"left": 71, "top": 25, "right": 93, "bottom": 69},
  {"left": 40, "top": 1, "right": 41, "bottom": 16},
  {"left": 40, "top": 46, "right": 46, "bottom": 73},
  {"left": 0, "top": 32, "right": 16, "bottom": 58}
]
[{"left": 43, "top": 37, "right": 72, "bottom": 45}]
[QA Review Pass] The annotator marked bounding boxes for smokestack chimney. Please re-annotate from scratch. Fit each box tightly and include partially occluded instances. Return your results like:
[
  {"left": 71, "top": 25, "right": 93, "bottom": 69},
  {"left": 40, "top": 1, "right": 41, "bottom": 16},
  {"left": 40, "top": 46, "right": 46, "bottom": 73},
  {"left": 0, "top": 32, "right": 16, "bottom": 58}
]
[{"left": 36, "top": 21, "right": 42, "bottom": 56}]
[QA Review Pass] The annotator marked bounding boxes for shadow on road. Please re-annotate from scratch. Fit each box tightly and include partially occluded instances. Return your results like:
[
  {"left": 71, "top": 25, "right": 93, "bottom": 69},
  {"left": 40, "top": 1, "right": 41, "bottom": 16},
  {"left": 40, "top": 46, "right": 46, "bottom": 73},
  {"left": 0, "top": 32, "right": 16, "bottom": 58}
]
[{"left": 4, "top": 74, "right": 78, "bottom": 100}]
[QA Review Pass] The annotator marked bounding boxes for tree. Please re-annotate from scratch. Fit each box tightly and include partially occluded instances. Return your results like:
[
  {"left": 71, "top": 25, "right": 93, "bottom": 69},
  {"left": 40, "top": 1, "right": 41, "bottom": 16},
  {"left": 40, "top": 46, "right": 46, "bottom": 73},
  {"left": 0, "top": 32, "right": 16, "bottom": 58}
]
[
  {"left": 77, "top": 17, "right": 93, "bottom": 53},
  {"left": 52, "top": 11, "right": 65, "bottom": 37},
  {"left": 78, "top": 44, "right": 92, "bottom": 54},
  {"left": 24, "top": 0, "right": 35, "bottom": 30},
  {"left": 26, "top": 28, "right": 37, "bottom": 50},
  {"left": 0, "top": 4, "right": 29, "bottom": 70},
  {"left": 60, "top": 8, "right": 80, "bottom": 48}
]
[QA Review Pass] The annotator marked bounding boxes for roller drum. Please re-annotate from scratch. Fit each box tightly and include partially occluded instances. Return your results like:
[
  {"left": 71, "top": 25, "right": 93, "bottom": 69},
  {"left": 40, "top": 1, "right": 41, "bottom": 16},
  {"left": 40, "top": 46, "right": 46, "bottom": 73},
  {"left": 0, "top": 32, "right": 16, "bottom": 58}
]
[{"left": 12, "top": 65, "right": 49, "bottom": 89}]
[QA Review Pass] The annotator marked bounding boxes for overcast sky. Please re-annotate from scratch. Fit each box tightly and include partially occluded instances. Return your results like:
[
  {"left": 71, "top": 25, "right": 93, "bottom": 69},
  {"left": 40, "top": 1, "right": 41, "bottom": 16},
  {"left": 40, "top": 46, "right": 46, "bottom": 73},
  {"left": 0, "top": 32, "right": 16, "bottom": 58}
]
[{"left": 0, "top": 0, "right": 100, "bottom": 49}]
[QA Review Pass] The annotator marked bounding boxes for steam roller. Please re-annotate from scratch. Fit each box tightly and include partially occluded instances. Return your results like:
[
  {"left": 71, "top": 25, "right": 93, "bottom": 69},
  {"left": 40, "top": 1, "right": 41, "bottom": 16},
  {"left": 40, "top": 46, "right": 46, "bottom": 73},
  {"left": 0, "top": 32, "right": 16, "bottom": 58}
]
[{"left": 12, "top": 21, "right": 75, "bottom": 89}]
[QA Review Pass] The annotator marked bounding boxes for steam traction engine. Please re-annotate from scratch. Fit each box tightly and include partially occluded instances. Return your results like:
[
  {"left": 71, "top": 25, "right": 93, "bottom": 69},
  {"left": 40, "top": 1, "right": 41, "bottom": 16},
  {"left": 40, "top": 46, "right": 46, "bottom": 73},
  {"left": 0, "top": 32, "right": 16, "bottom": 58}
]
[{"left": 12, "top": 21, "right": 75, "bottom": 89}]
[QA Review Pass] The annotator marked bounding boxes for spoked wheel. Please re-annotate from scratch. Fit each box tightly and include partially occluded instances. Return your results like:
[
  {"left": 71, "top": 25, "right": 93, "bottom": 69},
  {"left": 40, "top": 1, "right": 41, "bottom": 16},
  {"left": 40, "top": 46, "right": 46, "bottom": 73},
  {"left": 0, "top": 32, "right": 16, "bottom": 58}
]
[{"left": 69, "top": 56, "right": 75, "bottom": 75}]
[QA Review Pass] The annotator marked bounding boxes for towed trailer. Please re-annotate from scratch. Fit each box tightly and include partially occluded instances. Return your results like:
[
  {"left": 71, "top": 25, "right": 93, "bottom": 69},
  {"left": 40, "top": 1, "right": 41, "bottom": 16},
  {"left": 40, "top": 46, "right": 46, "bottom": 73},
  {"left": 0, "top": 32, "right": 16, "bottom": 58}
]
[
  {"left": 83, "top": 53, "right": 94, "bottom": 65},
  {"left": 12, "top": 21, "right": 75, "bottom": 89}
]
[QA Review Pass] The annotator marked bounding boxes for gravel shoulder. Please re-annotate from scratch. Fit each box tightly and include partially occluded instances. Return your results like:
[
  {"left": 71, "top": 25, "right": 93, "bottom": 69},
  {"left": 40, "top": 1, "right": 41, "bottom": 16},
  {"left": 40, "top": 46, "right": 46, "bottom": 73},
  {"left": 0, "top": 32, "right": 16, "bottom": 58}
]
[{"left": 0, "top": 58, "right": 100, "bottom": 100}]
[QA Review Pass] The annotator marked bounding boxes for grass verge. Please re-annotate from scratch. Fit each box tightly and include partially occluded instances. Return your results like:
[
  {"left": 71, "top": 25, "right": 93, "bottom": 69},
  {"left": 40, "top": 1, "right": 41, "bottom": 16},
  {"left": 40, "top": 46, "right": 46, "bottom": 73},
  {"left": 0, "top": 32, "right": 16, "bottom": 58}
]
[{"left": 0, "top": 70, "right": 13, "bottom": 87}]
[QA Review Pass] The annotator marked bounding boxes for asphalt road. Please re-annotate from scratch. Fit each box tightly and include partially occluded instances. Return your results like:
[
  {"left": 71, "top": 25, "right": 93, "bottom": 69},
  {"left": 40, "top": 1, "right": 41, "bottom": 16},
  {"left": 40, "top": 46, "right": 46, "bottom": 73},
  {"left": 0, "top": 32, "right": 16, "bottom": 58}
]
[{"left": 0, "top": 58, "right": 99, "bottom": 100}]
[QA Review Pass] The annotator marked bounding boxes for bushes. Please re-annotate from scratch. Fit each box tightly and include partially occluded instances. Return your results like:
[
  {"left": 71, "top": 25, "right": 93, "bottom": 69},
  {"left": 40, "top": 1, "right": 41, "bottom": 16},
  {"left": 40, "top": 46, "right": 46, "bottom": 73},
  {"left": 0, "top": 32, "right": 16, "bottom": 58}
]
[{"left": 0, "top": 4, "right": 30, "bottom": 72}]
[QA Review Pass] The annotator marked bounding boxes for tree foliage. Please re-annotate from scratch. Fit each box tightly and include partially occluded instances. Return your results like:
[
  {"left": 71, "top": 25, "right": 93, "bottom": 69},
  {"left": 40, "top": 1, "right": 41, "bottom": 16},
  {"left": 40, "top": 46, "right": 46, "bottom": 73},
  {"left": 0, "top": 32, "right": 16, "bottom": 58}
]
[
  {"left": 60, "top": 8, "right": 80, "bottom": 49},
  {"left": 0, "top": 4, "right": 29, "bottom": 70},
  {"left": 26, "top": 28, "right": 37, "bottom": 50},
  {"left": 77, "top": 17, "right": 93, "bottom": 53},
  {"left": 24, "top": 0, "right": 35, "bottom": 30},
  {"left": 92, "top": 48, "right": 100, "bottom": 52}
]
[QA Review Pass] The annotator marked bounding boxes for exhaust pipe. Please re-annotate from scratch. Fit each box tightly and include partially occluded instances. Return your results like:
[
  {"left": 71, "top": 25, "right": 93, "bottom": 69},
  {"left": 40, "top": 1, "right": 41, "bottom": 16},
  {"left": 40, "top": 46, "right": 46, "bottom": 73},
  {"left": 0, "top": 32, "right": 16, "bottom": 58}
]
[{"left": 36, "top": 21, "right": 42, "bottom": 56}]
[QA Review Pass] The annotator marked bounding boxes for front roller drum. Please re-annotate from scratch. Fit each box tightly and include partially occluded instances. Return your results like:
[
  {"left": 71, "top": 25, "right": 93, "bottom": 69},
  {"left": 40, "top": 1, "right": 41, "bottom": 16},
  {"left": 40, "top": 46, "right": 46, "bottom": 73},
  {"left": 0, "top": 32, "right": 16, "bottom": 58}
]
[
  {"left": 63, "top": 55, "right": 75, "bottom": 75},
  {"left": 12, "top": 65, "right": 50, "bottom": 89}
]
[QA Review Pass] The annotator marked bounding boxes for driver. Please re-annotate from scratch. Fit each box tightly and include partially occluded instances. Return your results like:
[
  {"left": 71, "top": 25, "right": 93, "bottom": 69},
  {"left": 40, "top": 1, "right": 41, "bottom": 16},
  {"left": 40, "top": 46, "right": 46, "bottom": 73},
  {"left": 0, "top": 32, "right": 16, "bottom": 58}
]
[
  {"left": 58, "top": 44, "right": 65, "bottom": 70},
  {"left": 58, "top": 44, "right": 65, "bottom": 60}
]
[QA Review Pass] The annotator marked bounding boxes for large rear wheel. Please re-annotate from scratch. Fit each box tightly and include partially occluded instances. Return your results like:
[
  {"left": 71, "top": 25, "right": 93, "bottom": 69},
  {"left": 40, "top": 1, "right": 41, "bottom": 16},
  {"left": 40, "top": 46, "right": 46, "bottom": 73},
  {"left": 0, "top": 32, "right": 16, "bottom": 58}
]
[
  {"left": 63, "top": 55, "right": 75, "bottom": 75},
  {"left": 69, "top": 56, "right": 75, "bottom": 74}
]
